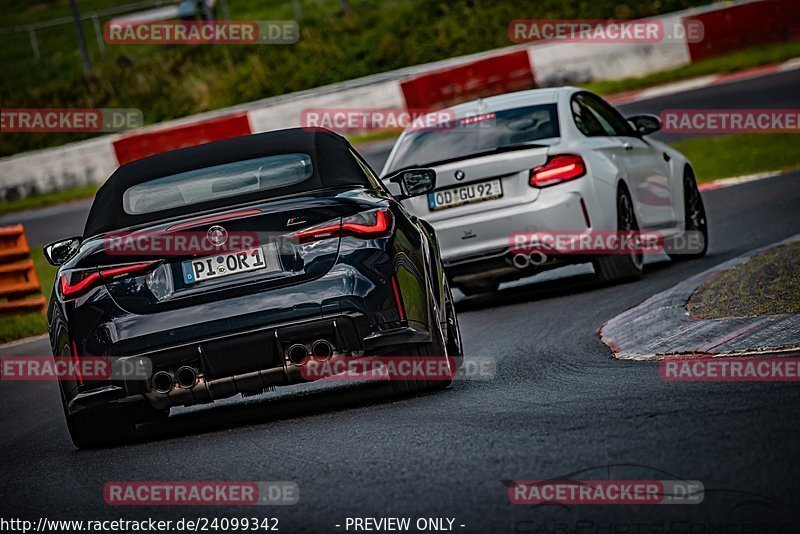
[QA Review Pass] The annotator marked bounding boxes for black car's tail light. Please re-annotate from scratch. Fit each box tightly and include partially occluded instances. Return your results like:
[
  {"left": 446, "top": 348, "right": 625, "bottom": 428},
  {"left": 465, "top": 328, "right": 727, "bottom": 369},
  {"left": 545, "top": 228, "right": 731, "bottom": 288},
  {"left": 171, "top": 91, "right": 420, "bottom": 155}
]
[
  {"left": 529, "top": 154, "right": 586, "bottom": 188},
  {"left": 293, "top": 208, "right": 394, "bottom": 243},
  {"left": 59, "top": 261, "right": 159, "bottom": 300}
]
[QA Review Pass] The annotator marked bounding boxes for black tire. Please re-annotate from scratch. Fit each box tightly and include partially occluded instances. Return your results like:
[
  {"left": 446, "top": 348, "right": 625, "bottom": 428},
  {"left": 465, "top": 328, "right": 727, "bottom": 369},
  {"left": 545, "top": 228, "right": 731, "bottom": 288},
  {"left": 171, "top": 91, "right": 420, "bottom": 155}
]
[
  {"left": 593, "top": 185, "right": 644, "bottom": 283},
  {"left": 458, "top": 280, "right": 499, "bottom": 296},
  {"left": 668, "top": 166, "right": 708, "bottom": 261},
  {"left": 389, "top": 341, "right": 454, "bottom": 395},
  {"left": 391, "top": 301, "right": 455, "bottom": 395},
  {"left": 443, "top": 280, "right": 464, "bottom": 371},
  {"left": 62, "top": 394, "right": 165, "bottom": 448}
]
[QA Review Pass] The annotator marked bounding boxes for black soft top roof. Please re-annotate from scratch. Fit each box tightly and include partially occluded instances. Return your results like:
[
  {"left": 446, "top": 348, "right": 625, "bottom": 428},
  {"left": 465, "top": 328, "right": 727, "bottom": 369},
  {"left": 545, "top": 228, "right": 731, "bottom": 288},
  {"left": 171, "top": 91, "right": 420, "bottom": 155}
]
[{"left": 84, "top": 127, "right": 369, "bottom": 238}]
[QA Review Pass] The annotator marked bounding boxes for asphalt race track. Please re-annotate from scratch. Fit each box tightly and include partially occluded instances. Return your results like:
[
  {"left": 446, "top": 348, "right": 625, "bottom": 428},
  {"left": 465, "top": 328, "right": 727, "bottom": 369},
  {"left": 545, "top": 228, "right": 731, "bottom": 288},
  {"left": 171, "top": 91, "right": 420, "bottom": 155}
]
[{"left": 1, "top": 70, "right": 800, "bottom": 531}]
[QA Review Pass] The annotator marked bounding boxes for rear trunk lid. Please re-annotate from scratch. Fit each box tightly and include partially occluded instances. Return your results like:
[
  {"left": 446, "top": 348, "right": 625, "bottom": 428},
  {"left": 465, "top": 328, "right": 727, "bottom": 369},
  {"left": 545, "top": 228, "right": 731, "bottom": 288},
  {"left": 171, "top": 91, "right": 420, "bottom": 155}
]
[
  {"left": 81, "top": 188, "right": 379, "bottom": 314},
  {"left": 401, "top": 147, "right": 550, "bottom": 221}
]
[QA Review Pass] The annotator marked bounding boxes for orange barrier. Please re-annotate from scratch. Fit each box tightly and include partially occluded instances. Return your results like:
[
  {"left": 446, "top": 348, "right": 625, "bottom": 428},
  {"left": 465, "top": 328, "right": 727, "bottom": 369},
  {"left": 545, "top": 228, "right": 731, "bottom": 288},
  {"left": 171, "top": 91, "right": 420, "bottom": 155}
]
[
  {"left": 0, "top": 225, "right": 47, "bottom": 317},
  {"left": 0, "top": 224, "right": 32, "bottom": 263}
]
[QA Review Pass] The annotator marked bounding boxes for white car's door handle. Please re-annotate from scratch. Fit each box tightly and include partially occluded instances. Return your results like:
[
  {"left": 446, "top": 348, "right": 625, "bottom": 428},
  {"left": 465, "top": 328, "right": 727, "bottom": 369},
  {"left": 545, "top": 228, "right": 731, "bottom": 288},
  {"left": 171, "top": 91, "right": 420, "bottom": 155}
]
[{"left": 623, "top": 143, "right": 634, "bottom": 151}]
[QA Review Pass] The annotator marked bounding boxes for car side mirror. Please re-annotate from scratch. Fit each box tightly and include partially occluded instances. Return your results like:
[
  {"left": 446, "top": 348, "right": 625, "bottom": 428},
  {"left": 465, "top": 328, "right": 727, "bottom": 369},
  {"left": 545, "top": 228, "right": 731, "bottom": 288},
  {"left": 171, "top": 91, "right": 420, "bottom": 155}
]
[
  {"left": 627, "top": 114, "right": 662, "bottom": 136},
  {"left": 44, "top": 237, "right": 81, "bottom": 266},
  {"left": 384, "top": 168, "right": 437, "bottom": 200}
]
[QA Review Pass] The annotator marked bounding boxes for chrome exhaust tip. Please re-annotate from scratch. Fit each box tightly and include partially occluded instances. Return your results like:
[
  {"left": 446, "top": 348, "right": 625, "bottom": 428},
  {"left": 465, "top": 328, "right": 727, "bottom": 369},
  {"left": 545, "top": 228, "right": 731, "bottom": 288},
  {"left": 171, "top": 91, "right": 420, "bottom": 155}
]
[
  {"left": 287, "top": 344, "right": 310, "bottom": 366},
  {"left": 175, "top": 366, "right": 198, "bottom": 389},
  {"left": 512, "top": 253, "right": 530, "bottom": 269},
  {"left": 311, "top": 339, "right": 334, "bottom": 361},
  {"left": 152, "top": 371, "right": 174, "bottom": 394},
  {"left": 512, "top": 251, "right": 548, "bottom": 269},
  {"left": 529, "top": 251, "right": 548, "bottom": 266}
]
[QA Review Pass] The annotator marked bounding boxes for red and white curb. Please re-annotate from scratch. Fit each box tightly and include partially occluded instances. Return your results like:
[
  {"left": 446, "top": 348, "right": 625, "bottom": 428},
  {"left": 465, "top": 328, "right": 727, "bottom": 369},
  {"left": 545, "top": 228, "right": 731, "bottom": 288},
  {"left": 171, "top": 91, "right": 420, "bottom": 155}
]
[
  {"left": 697, "top": 170, "right": 790, "bottom": 191},
  {"left": 599, "top": 234, "right": 800, "bottom": 361}
]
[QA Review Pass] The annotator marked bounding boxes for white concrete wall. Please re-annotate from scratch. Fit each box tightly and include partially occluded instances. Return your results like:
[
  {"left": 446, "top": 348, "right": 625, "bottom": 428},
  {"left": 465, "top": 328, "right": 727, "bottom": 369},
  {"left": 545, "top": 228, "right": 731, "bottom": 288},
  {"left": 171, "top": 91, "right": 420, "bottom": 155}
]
[
  {"left": 528, "top": 14, "right": 692, "bottom": 86},
  {"left": 248, "top": 80, "right": 406, "bottom": 133},
  {"left": 0, "top": 136, "right": 118, "bottom": 201}
]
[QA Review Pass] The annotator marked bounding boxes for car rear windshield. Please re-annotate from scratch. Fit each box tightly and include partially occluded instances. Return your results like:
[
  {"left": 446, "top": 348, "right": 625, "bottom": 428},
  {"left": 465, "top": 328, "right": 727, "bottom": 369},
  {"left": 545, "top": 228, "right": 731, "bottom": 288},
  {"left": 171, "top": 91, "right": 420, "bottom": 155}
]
[
  {"left": 122, "top": 153, "right": 313, "bottom": 215},
  {"left": 386, "top": 104, "right": 559, "bottom": 172}
]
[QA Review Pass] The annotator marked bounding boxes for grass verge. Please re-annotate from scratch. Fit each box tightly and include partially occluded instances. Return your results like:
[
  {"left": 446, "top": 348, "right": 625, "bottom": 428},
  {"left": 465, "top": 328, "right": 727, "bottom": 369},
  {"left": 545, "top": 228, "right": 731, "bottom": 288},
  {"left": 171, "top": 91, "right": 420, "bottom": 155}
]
[
  {"left": 0, "top": 185, "right": 98, "bottom": 216},
  {"left": 0, "top": 314, "right": 48, "bottom": 345},
  {"left": 585, "top": 41, "right": 800, "bottom": 96},
  {"left": 688, "top": 241, "right": 800, "bottom": 319},
  {"left": 669, "top": 133, "right": 800, "bottom": 183},
  {"left": 346, "top": 131, "right": 402, "bottom": 145},
  {"left": 0, "top": 246, "right": 57, "bottom": 345}
]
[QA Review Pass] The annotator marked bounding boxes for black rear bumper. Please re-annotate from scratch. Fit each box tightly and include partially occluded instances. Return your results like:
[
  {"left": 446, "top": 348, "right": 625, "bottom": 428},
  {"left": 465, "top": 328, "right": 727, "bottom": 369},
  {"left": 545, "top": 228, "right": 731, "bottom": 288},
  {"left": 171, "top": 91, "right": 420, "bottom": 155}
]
[{"left": 66, "top": 312, "right": 430, "bottom": 414}]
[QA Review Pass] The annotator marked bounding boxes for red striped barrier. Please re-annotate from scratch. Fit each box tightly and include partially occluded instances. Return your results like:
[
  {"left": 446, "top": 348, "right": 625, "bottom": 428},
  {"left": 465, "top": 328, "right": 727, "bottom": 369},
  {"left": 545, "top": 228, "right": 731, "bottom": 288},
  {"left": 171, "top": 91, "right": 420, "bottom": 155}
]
[
  {"left": 112, "top": 113, "right": 251, "bottom": 165},
  {"left": 683, "top": 0, "right": 800, "bottom": 62},
  {"left": 400, "top": 50, "right": 535, "bottom": 111}
]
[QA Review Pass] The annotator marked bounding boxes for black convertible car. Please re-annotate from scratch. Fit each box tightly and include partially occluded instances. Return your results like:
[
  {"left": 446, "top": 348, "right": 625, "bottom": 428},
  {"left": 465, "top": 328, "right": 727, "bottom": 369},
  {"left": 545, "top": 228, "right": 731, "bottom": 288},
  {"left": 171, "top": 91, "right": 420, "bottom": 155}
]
[{"left": 44, "top": 128, "right": 463, "bottom": 448}]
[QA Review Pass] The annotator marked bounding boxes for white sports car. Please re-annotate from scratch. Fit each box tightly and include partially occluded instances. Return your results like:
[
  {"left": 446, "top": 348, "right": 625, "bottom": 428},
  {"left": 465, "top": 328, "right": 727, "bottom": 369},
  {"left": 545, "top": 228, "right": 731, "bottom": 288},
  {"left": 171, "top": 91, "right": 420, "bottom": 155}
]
[{"left": 381, "top": 87, "right": 708, "bottom": 295}]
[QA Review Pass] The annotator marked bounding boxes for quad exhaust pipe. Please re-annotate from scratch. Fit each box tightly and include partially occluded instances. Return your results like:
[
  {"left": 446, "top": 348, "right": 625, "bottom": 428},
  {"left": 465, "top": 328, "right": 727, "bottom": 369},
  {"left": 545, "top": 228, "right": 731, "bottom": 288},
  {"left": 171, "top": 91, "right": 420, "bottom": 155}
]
[
  {"left": 152, "top": 367, "right": 199, "bottom": 393},
  {"left": 512, "top": 251, "right": 547, "bottom": 269},
  {"left": 311, "top": 339, "right": 334, "bottom": 360},
  {"left": 175, "top": 366, "right": 198, "bottom": 389},
  {"left": 150, "top": 339, "right": 337, "bottom": 396},
  {"left": 151, "top": 371, "right": 174, "bottom": 394},
  {"left": 287, "top": 339, "right": 335, "bottom": 366},
  {"left": 286, "top": 344, "right": 310, "bottom": 365}
]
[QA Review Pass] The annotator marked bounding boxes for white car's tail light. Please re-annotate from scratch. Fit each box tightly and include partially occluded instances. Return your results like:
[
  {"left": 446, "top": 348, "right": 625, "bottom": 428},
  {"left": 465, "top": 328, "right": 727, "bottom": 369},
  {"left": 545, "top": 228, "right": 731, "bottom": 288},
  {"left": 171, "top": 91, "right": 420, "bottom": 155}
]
[{"left": 529, "top": 154, "right": 586, "bottom": 188}]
